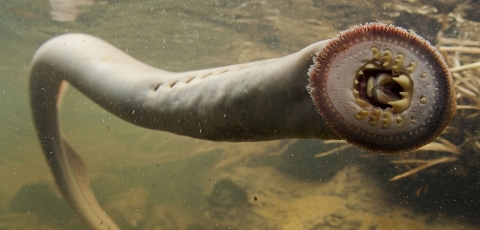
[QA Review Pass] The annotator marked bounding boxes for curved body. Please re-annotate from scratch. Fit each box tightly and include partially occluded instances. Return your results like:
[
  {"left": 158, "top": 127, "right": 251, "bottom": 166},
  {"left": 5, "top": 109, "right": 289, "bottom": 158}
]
[
  {"left": 30, "top": 34, "right": 336, "bottom": 230},
  {"left": 29, "top": 24, "right": 455, "bottom": 230}
]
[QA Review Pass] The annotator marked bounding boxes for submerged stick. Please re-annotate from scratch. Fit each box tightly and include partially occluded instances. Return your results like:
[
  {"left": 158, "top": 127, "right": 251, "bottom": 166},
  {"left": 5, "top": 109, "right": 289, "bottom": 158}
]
[
  {"left": 29, "top": 23, "right": 456, "bottom": 229},
  {"left": 389, "top": 156, "right": 458, "bottom": 181}
]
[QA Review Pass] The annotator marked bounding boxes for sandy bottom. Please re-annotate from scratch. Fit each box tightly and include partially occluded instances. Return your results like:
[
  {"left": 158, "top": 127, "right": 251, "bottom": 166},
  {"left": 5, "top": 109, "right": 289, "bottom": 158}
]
[{"left": 194, "top": 161, "right": 478, "bottom": 230}]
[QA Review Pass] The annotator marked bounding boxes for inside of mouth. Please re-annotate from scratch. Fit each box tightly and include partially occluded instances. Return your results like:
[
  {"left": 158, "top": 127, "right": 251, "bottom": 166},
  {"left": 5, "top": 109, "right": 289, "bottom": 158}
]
[
  {"left": 355, "top": 69, "right": 404, "bottom": 110},
  {"left": 352, "top": 47, "right": 415, "bottom": 116}
]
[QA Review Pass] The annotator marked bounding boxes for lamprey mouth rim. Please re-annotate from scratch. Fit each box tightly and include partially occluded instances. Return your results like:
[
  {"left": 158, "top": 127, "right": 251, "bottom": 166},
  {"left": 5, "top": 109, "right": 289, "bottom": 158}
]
[{"left": 308, "top": 23, "right": 456, "bottom": 154}]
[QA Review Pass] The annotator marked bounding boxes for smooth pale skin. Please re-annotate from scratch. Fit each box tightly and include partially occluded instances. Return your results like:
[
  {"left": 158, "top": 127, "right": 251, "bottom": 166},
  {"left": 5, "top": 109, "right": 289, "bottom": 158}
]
[{"left": 29, "top": 34, "right": 338, "bottom": 230}]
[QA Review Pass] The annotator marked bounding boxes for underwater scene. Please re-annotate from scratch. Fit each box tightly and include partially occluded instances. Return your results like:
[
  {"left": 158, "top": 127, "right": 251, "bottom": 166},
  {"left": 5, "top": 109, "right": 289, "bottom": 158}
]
[{"left": 1, "top": 0, "right": 480, "bottom": 229}]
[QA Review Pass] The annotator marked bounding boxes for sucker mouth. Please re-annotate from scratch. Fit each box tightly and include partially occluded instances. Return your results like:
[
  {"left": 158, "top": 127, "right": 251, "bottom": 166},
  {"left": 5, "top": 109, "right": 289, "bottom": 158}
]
[
  {"left": 353, "top": 47, "right": 417, "bottom": 129},
  {"left": 307, "top": 23, "right": 456, "bottom": 153},
  {"left": 352, "top": 47, "right": 416, "bottom": 129},
  {"left": 354, "top": 48, "right": 416, "bottom": 112}
]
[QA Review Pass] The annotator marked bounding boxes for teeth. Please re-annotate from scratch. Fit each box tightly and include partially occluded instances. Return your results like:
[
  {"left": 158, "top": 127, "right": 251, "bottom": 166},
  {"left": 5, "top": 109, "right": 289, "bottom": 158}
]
[
  {"left": 406, "top": 62, "right": 417, "bottom": 74},
  {"left": 396, "top": 115, "right": 405, "bottom": 128},
  {"left": 392, "top": 54, "right": 404, "bottom": 72},
  {"left": 374, "top": 88, "right": 395, "bottom": 104},
  {"left": 388, "top": 74, "right": 413, "bottom": 113},
  {"left": 389, "top": 99, "right": 409, "bottom": 113},
  {"left": 392, "top": 74, "right": 410, "bottom": 88},
  {"left": 371, "top": 47, "right": 381, "bottom": 61},
  {"left": 353, "top": 89, "right": 360, "bottom": 97},
  {"left": 353, "top": 48, "right": 416, "bottom": 124},
  {"left": 376, "top": 74, "right": 394, "bottom": 86},
  {"left": 381, "top": 111, "right": 393, "bottom": 129},
  {"left": 411, "top": 116, "right": 417, "bottom": 125},
  {"left": 366, "top": 77, "right": 374, "bottom": 98},
  {"left": 382, "top": 50, "right": 393, "bottom": 68},
  {"left": 355, "top": 110, "right": 370, "bottom": 120},
  {"left": 363, "top": 63, "right": 382, "bottom": 70},
  {"left": 420, "top": 96, "right": 427, "bottom": 104},
  {"left": 369, "top": 108, "right": 382, "bottom": 126},
  {"left": 355, "top": 98, "right": 370, "bottom": 108}
]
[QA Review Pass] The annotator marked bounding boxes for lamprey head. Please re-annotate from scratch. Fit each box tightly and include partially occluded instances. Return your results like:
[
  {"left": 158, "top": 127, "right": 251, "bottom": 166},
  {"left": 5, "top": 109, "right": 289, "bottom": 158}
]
[{"left": 308, "top": 23, "right": 456, "bottom": 154}]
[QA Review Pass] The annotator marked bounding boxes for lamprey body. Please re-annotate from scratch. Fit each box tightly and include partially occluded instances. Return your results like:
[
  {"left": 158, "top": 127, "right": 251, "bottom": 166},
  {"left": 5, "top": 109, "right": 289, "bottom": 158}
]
[{"left": 29, "top": 23, "right": 455, "bottom": 230}]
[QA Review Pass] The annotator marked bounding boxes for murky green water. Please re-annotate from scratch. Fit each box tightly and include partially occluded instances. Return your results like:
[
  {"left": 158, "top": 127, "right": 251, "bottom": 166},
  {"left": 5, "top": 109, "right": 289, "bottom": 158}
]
[{"left": 1, "top": 0, "right": 480, "bottom": 229}]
